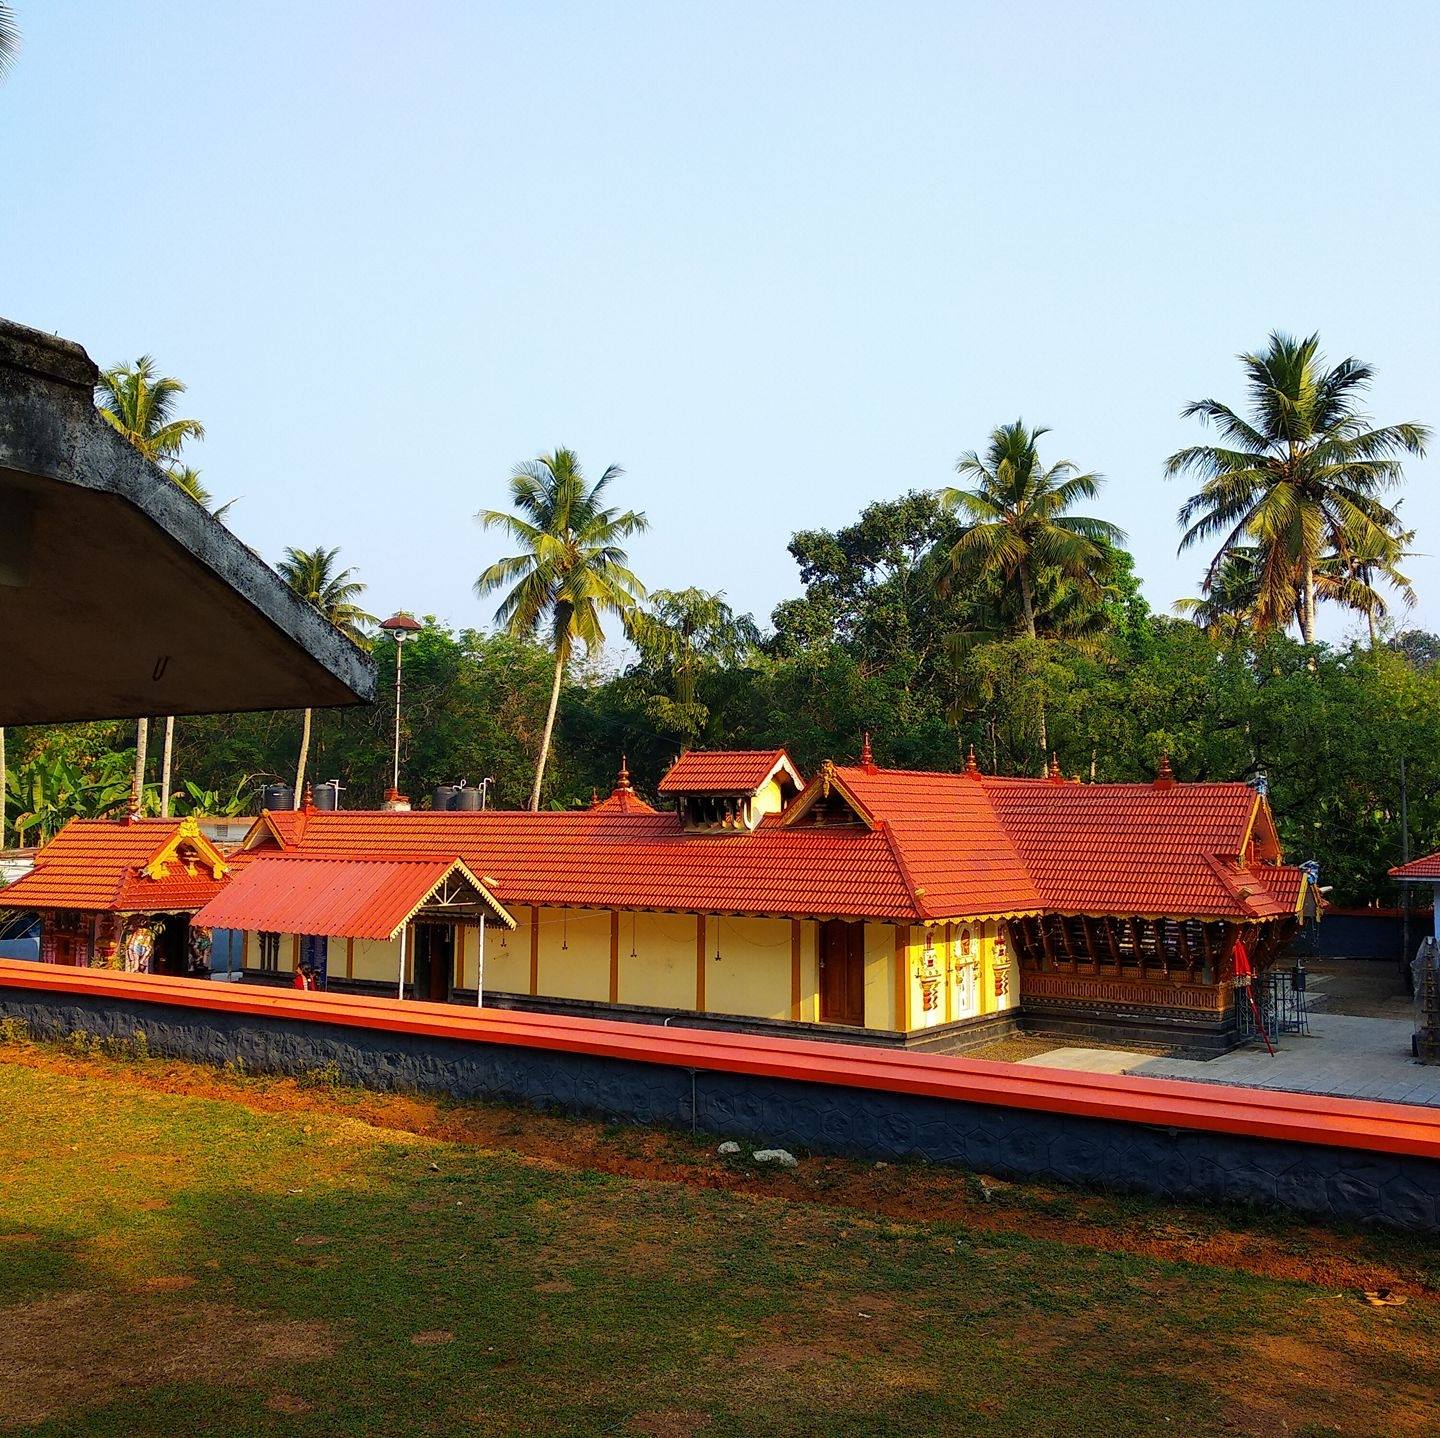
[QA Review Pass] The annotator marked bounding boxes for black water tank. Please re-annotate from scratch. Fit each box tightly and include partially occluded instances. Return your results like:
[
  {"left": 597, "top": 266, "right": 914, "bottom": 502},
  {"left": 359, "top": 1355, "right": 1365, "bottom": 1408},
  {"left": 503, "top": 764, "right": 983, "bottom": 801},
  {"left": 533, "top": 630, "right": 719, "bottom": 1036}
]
[
  {"left": 452, "top": 786, "right": 484, "bottom": 811},
  {"left": 432, "top": 785, "right": 457, "bottom": 811},
  {"left": 314, "top": 780, "right": 343, "bottom": 811},
  {"left": 261, "top": 784, "right": 294, "bottom": 812}
]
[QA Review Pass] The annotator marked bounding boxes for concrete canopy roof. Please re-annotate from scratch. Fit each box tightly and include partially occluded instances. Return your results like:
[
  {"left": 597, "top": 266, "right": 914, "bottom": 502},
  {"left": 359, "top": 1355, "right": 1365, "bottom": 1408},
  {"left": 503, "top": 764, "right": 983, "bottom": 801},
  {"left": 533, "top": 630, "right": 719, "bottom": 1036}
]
[{"left": 0, "top": 317, "right": 375, "bottom": 725}]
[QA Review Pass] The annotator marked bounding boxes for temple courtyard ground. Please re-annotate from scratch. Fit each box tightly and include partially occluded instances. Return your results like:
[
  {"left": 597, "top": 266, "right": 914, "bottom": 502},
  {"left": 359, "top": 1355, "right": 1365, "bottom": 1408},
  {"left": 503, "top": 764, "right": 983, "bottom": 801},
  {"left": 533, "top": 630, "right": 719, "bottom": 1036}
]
[
  {"left": 2, "top": 1032, "right": 1439, "bottom": 1437},
  {"left": 1011, "top": 961, "right": 1440, "bottom": 1107}
]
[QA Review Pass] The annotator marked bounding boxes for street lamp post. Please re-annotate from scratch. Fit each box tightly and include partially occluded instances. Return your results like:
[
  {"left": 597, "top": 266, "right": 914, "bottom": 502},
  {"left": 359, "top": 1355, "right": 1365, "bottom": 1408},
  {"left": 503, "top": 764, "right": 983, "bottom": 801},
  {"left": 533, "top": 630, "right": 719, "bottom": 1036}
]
[{"left": 378, "top": 613, "right": 422, "bottom": 811}]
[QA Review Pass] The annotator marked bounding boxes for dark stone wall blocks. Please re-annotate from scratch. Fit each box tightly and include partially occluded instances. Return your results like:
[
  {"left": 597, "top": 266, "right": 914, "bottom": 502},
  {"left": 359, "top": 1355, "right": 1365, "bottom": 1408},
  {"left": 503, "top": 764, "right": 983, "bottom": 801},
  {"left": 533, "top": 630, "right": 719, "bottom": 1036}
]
[{"left": 4, "top": 989, "right": 1437, "bottom": 1234}]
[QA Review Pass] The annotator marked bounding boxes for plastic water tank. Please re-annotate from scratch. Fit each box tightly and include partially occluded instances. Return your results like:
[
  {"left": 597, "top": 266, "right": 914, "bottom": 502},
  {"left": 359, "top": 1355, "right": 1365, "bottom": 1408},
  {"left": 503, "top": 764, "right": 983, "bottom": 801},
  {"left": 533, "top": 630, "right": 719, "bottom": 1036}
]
[
  {"left": 314, "top": 780, "right": 344, "bottom": 811},
  {"left": 452, "top": 786, "right": 484, "bottom": 811},
  {"left": 431, "top": 785, "right": 458, "bottom": 811},
  {"left": 261, "top": 784, "right": 295, "bottom": 812}
]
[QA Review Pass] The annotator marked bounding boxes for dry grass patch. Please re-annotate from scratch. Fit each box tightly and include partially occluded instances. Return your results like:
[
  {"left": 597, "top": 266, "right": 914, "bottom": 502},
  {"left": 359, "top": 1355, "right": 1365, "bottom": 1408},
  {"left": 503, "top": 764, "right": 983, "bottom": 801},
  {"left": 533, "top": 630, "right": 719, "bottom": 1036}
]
[{"left": 0, "top": 1290, "right": 336, "bottom": 1426}]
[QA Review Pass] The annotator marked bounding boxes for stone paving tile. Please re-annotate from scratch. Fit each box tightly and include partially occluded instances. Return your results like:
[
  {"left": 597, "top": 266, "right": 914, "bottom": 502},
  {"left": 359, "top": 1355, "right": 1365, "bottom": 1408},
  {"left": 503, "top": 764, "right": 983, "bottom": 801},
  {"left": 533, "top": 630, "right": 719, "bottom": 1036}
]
[{"left": 1087, "top": 1012, "right": 1440, "bottom": 1108}]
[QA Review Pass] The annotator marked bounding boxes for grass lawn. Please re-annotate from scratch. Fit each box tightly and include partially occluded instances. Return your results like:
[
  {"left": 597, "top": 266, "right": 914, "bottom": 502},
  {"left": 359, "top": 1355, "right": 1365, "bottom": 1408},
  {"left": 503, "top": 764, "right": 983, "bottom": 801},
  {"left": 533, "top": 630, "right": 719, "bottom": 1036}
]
[{"left": 1, "top": 1034, "right": 1438, "bottom": 1437}]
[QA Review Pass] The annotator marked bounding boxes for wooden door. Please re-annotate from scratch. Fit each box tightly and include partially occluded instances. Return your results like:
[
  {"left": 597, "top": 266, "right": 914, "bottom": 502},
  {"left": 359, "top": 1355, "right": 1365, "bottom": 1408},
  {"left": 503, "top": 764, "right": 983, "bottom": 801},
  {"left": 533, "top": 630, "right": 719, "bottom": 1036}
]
[
  {"left": 417, "top": 924, "right": 454, "bottom": 1002},
  {"left": 819, "top": 920, "right": 865, "bottom": 1027}
]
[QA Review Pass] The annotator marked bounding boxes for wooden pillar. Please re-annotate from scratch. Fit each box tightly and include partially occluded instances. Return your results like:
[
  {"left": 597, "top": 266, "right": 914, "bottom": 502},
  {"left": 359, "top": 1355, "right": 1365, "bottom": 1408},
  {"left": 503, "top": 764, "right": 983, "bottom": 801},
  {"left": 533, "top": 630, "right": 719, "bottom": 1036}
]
[
  {"left": 894, "top": 924, "right": 909, "bottom": 1032},
  {"left": 1102, "top": 915, "right": 1123, "bottom": 968},
  {"left": 790, "top": 920, "right": 802, "bottom": 1021},
  {"left": 529, "top": 905, "right": 540, "bottom": 995},
  {"left": 1177, "top": 920, "right": 1195, "bottom": 981},
  {"left": 695, "top": 915, "right": 707, "bottom": 1013},
  {"left": 345, "top": 936, "right": 354, "bottom": 980},
  {"left": 609, "top": 910, "right": 620, "bottom": 1004}
]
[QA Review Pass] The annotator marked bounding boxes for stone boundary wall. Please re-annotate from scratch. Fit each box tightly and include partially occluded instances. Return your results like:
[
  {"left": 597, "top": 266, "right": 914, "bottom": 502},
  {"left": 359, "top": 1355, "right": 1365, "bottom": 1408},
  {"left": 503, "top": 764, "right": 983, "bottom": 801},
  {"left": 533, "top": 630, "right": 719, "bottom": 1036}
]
[{"left": 3, "top": 981, "right": 1438, "bottom": 1234}]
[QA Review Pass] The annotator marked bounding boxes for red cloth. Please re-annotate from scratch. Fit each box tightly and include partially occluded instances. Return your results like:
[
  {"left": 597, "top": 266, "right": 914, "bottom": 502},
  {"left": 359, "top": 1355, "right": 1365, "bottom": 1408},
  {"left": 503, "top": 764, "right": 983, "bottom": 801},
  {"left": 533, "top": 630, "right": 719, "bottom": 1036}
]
[
  {"left": 1232, "top": 936, "right": 1252, "bottom": 979},
  {"left": 292, "top": 970, "right": 313, "bottom": 991}
]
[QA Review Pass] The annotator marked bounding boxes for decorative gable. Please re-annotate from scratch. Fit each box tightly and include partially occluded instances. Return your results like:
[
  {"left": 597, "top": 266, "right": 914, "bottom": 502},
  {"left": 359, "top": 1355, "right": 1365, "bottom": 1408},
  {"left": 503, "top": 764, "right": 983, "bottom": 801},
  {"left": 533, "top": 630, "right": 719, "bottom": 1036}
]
[{"left": 140, "top": 816, "right": 230, "bottom": 882}]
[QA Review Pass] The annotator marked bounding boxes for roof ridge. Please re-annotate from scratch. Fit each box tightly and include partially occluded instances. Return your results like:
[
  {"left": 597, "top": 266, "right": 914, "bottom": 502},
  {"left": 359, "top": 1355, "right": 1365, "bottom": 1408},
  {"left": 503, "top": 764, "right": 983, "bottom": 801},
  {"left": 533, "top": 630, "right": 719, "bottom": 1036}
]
[{"left": 874, "top": 818, "right": 930, "bottom": 922}]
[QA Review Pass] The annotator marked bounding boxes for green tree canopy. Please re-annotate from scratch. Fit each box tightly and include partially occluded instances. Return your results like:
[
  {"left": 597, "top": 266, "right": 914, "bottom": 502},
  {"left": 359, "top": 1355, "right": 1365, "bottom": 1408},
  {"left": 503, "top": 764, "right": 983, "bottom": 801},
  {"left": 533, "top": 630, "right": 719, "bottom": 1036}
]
[
  {"left": 475, "top": 448, "right": 648, "bottom": 810},
  {"left": 1167, "top": 331, "right": 1429, "bottom": 643}
]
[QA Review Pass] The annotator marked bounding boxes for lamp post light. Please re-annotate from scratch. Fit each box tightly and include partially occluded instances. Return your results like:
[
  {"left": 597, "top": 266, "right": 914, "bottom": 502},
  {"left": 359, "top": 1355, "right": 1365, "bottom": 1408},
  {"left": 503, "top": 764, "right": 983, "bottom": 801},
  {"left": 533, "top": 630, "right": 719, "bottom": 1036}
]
[{"left": 378, "top": 613, "right": 422, "bottom": 811}]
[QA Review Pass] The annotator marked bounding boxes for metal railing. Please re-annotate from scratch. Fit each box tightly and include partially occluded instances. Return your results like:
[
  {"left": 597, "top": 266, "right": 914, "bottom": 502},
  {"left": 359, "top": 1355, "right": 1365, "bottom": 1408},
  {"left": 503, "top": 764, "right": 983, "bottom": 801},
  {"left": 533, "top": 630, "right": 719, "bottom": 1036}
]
[{"left": 1237, "top": 965, "right": 1311, "bottom": 1041}]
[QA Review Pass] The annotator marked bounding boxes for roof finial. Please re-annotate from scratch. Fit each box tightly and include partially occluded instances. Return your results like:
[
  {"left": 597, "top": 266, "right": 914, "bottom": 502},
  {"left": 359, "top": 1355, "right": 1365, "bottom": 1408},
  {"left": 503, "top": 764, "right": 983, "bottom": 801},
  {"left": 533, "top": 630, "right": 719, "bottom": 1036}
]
[
  {"left": 1047, "top": 752, "right": 1062, "bottom": 782},
  {"left": 302, "top": 782, "right": 315, "bottom": 812},
  {"left": 1155, "top": 754, "right": 1175, "bottom": 789},
  {"left": 859, "top": 732, "right": 876, "bottom": 772},
  {"left": 616, "top": 754, "right": 633, "bottom": 792},
  {"left": 964, "top": 744, "right": 981, "bottom": 777}
]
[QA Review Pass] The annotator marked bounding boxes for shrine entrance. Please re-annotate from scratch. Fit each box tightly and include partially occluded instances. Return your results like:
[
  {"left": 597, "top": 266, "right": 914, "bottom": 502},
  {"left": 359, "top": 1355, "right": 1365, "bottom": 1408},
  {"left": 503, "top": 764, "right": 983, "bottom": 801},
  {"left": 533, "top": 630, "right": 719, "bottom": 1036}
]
[{"left": 819, "top": 919, "right": 865, "bottom": 1027}]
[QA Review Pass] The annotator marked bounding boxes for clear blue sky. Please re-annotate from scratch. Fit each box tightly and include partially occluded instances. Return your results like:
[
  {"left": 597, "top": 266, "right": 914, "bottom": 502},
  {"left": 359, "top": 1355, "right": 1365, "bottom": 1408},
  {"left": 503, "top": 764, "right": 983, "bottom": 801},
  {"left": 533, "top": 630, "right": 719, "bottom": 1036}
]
[{"left": 4, "top": 2, "right": 1437, "bottom": 648}]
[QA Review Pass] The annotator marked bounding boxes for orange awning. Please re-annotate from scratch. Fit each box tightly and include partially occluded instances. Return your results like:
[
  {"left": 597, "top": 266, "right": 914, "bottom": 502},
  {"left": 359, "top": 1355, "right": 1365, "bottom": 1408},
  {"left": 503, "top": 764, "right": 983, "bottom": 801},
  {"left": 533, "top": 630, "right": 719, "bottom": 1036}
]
[{"left": 192, "top": 853, "right": 513, "bottom": 940}]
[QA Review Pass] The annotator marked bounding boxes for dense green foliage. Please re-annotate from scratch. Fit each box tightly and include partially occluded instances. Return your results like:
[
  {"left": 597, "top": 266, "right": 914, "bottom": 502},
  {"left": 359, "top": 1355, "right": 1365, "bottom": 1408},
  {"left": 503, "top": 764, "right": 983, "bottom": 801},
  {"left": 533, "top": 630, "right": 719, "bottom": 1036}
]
[
  {"left": 8, "top": 490, "right": 1440, "bottom": 904},
  {"left": 2, "top": 334, "right": 1432, "bottom": 909}
]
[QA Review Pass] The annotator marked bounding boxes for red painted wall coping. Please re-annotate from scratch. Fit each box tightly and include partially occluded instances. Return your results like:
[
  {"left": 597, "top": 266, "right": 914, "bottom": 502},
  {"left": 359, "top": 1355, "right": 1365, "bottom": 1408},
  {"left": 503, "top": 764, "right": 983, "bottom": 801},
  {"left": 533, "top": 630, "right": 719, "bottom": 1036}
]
[{"left": 2, "top": 958, "right": 1437, "bottom": 1163}]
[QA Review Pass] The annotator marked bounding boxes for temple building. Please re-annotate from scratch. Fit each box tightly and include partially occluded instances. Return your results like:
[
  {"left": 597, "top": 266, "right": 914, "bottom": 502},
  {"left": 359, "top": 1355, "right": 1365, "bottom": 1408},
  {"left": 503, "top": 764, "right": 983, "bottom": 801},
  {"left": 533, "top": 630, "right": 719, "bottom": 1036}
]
[
  {"left": 173, "top": 745, "right": 1313, "bottom": 1052},
  {"left": 0, "top": 816, "right": 232, "bottom": 974}
]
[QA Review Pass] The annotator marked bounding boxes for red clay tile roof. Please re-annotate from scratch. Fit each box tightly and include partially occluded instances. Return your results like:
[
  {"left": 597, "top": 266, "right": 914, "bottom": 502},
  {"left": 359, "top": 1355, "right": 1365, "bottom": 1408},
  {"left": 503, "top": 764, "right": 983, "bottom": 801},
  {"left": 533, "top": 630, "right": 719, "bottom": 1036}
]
[
  {"left": 980, "top": 777, "right": 1289, "bottom": 920},
  {"left": 657, "top": 749, "right": 802, "bottom": 795},
  {"left": 588, "top": 760, "right": 657, "bottom": 815},
  {"left": 193, "top": 853, "right": 511, "bottom": 939},
  {"left": 588, "top": 788, "right": 657, "bottom": 815},
  {"left": 0, "top": 818, "right": 230, "bottom": 914},
  {"left": 255, "top": 807, "right": 924, "bottom": 920},
  {"left": 827, "top": 766, "right": 1041, "bottom": 918},
  {"left": 1253, "top": 864, "right": 1311, "bottom": 915},
  {"left": 1390, "top": 852, "right": 1440, "bottom": 881},
  {"left": 27, "top": 757, "right": 1299, "bottom": 928}
]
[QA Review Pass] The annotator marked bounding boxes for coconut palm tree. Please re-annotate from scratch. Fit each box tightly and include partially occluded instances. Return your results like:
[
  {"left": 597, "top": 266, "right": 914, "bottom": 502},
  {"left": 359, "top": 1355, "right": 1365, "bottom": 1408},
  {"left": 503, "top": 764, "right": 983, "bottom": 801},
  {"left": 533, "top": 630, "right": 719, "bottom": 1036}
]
[
  {"left": 276, "top": 547, "right": 374, "bottom": 797},
  {"left": 939, "top": 421, "right": 1125, "bottom": 640},
  {"left": 96, "top": 356, "right": 209, "bottom": 814},
  {"left": 171, "top": 466, "right": 237, "bottom": 522},
  {"left": 1167, "top": 332, "right": 1429, "bottom": 645},
  {"left": 476, "top": 449, "right": 647, "bottom": 809},
  {"left": 0, "top": 4, "right": 20, "bottom": 80},
  {"left": 1322, "top": 526, "right": 1417, "bottom": 646},
  {"left": 939, "top": 422, "right": 1124, "bottom": 756}
]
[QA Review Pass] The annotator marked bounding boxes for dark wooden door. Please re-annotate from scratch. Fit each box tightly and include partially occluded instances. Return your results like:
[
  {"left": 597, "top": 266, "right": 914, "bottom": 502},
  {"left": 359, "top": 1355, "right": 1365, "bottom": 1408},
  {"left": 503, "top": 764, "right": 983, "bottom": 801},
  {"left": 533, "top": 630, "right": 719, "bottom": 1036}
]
[
  {"left": 819, "top": 920, "right": 865, "bottom": 1027},
  {"left": 416, "top": 924, "right": 454, "bottom": 1002}
]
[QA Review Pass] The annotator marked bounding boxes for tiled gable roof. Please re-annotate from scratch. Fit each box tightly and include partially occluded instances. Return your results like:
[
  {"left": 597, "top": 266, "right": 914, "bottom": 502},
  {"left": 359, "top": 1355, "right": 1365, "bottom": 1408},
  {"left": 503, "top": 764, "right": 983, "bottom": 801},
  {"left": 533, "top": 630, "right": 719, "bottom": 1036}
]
[
  {"left": 980, "top": 776, "right": 1289, "bottom": 920},
  {"left": 19, "top": 755, "right": 1301, "bottom": 928},
  {"left": 1391, "top": 851, "right": 1440, "bottom": 881},
  {"left": 657, "top": 749, "right": 801, "bottom": 795},
  {"left": 828, "top": 766, "right": 1041, "bottom": 918},
  {"left": 257, "top": 806, "right": 923, "bottom": 920},
  {"left": 193, "top": 852, "right": 512, "bottom": 939},
  {"left": 0, "top": 817, "right": 229, "bottom": 913}
]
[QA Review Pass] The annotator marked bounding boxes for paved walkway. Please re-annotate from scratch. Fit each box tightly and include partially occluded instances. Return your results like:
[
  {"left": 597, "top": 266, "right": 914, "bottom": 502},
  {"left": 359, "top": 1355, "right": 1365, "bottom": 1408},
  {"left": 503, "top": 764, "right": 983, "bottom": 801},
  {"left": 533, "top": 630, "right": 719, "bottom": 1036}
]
[{"left": 1021, "top": 1011, "right": 1440, "bottom": 1107}]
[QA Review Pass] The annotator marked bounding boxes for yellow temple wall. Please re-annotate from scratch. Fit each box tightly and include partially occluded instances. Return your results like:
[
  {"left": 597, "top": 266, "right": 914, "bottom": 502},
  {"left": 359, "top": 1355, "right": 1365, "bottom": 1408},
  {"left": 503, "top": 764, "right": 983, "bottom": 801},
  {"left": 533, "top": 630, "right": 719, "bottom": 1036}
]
[
  {"left": 705, "top": 916, "right": 792, "bottom": 1021},
  {"left": 476, "top": 908, "right": 531, "bottom": 995},
  {"left": 796, "top": 919, "right": 820, "bottom": 1024},
  {"left": 617, "top": 910, "right": 701, "bottom": 1010},
  {"left": 535, "top": 907, "right": 611, "bottom": 1003},
  {"left": 751, "top": 777, "right": 787, "bottom": 823},
  {"left": 351, "top": 936, "right": 399, "bottom": 984},
  {"left": 243, "top": 909, "right": 971, "bottom": 1038},
  {"left": 863, "top": 922, "right": 897, "bottom": 1031}
]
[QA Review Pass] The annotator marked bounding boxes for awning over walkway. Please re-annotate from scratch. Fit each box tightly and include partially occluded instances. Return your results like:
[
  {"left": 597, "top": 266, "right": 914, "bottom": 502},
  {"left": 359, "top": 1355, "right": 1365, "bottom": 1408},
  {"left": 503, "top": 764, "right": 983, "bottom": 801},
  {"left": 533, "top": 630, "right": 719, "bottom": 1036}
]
[
  {"left": 192, "top": 854, "right": 514, "bottom": 940},
  {"left": 0, "top": 316, "right": 375, "bottom": 725}
]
